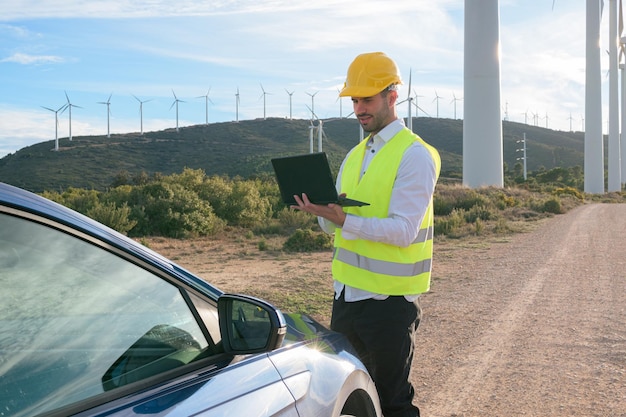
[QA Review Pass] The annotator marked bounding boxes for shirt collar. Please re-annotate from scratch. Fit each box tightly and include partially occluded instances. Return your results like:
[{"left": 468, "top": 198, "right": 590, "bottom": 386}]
[{"left": 372, "top": 118, "right": 405, "bottom": 144}]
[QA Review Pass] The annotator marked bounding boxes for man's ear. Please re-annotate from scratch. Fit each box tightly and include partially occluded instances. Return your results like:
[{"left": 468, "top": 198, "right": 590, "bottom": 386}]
[{"left": 388, "top": 90, "right": 399, "bottom": 107}]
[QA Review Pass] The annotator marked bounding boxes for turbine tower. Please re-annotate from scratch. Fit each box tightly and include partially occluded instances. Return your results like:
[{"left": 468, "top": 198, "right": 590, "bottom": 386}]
[
  {"left": 307, "top": 106, "right": 329, "bottom": 153},
  {"left": 64, "top": 91, "right": 81, "bottom": 141},
  {"left": 432, "top": 91, "right": 443, "bottom": 118},
  {"left": 97, "top": 94, "right": 112, "bottom": 138},
  {"left": 285, "top": 89, "right": 294, "bottom": 119},
  {"left": 413, "top": 91, "right": 428, "bottom": 117},
  {"left": 132, "top": 94, "right": 151, "bottom": 135},
  {"left": 308, "top": 121, "right": 315, "bottom": 153},
  {"left": 170, "top": 90, "right": 184, "bottom": 132},
  {"left": 621, "top": 35, "right": 626, "bottom": 185},
  {"left": 451, "top": 93, "right": 462, "bottom": 119},
  {"left": 235, "top": 87, "right": 240, "bottom": 123},
  {"left": 608, "top": 0, "right": 622, "bottom": 191},
  {"left": 259, "top": 84, "right": 272, "bottom": 120},
  {"left": 336, "top": 88, "right": 344, "bottom": 118},
  {"left": 196, "top": 88, "right": 213, "bottom": 125},
  {"left": 41, "top": 103, "right": 67, "bottom": 151},
  {"left": 463, "top": 0, "right": 504, "bottom": 188},
  {"left": 584, "top": 0, "right": 605, "bottom": 193},
  {"left": 397, "top": 69, "right": 415, "bottom": 131}
]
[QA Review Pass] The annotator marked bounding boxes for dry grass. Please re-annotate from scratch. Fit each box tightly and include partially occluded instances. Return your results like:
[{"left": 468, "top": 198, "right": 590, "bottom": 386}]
[{"left": 140, "top": 214, "right": 548, "bottom": 326}]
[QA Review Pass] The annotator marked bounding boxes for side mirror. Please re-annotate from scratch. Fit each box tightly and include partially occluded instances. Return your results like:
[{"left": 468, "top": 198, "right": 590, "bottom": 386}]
[{"left": 218, "top": 294, "right": 287, "bottom": 355}]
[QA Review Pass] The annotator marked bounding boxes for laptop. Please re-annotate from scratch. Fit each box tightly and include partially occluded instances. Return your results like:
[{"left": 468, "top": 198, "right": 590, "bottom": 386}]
[{"left": 271, "top": 152, "right": 369, "bottom": 207}]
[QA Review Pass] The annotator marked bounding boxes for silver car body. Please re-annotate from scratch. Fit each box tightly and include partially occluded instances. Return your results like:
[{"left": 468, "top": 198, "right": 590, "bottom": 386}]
[{"left": 0, "top": 182, "right": 381, "bottom": 417}]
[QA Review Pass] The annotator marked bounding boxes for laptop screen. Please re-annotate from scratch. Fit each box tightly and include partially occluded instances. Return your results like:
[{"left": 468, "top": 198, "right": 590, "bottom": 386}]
[{"left": 271, "top": 152, "right": 368, "bottom": 207}]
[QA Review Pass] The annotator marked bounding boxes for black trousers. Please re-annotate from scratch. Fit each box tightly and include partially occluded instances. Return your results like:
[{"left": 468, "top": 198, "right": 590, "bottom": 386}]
[{"left": 331, "top": 293, "right": 422, "bottom": 417}]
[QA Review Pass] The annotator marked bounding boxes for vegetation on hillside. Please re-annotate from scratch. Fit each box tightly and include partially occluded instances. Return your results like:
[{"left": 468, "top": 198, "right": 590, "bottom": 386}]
[
  {"left": 39, "top": 164, "right": 623, "bottom": 252},
  {"left": 0, "top": 117, "right": 588, "bottom": 193}
]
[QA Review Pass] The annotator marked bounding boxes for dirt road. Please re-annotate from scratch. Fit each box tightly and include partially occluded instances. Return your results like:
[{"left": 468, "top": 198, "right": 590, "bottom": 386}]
[
  {"left": 413, "top": 203, "right": 626, "bottom": 416},
  {"left": 148, "top": 203, "right": 626, "bottom": 417}
]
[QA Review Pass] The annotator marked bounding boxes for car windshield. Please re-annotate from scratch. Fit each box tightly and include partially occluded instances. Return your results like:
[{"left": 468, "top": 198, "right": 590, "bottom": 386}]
[{"left": 0, "top": 212, "right": 213, "bottom": 416}]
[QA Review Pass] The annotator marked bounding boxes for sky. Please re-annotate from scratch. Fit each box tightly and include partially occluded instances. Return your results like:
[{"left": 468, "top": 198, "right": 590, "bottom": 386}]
[{"left": 0, "top": 1, "right": 613, "bottom": 158}]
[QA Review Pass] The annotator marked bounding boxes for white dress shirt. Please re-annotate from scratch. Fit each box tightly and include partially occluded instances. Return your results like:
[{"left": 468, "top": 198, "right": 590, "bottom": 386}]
[{"left": 318, "top": 119, "right": 438, "bottom": 302}]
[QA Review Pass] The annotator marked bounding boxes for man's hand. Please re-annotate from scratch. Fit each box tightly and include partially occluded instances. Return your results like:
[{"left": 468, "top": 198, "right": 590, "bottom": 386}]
[{"left": 291, "top": 193, "right": 347, "bottom": 227}]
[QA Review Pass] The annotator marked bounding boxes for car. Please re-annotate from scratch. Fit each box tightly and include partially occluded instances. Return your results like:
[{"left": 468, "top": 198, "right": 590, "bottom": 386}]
[{"left": 0, "top": 181, "right": 382, "bottom": 417}]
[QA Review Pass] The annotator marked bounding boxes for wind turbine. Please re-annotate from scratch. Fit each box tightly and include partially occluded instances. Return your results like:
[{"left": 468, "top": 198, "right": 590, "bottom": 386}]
[
  {"left": 306, "top": 105, "right": 329, "bottom": 152},
  {"left": 432, "top": 90, "right": 443, "bottom": 118},
  {"left": 397, "top": 69, "right": 415, "bottom": 131},
  {"left": 413, "top": 91, "right": 428, "bottom": 117},
  {"left": 450, "top": 93, "right": 462, "bottom": 120},
  {"left": 306, "top": 91, "right": 318, "bottom": 120},
  {"left": 64, "top": 91, "right": 81, "bottom": 141},
  {"left": 41, "top": 103, "right": 68, "bottom": 151},
  {"left": 196, "top": 88, "right": 213, "bottom": 125},
  {"left": 170, "top": 90, "right": 184, "bottom": 132},
  {"left": 568, "top": 112, "right": 575, "bottom": 132},
  {"left": 132, "top": 94, "right": 152, "bottom": 135},
  {"left": 397, "top": 71, "right": 430, "bottom": 129},
  {"left": 259, "top": 84, "right": 271, "bottom": 120},
  {"left": 521, "top": 109, "right": 529, "bottom": 125},
  {"left": 97, "top": 94, "right": 112, "bottom": 138},
  {"left": 312, "top": 110, "right": 345, "bottom": 152},
  {"left": 235, "top": 87, "right": 240, "bottom": 123},
  {"left": 581, "top": 114, "right": 585, "bottom": 131},
  {"left": 336, "top": 88, "right": 344, "bottom": 118},
  {"left": 285, "top": 89, "right": 294, "bottom": 119}
]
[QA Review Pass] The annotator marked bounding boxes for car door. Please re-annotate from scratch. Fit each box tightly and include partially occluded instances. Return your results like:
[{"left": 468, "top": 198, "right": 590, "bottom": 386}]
[{"left": 0, "top": 208, "right": 297, "bottom": 417}]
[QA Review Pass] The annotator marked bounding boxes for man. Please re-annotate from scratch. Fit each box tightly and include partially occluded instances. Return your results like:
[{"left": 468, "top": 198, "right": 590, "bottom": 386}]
[{"left": 292, "top": 51, "right": 440, "bottom": 417}]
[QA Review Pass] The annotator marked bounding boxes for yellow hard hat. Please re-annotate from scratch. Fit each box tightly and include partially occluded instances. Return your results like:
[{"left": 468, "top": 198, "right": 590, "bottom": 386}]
[{"left": 339, "top": 52, "right": 402, "bottom": 97}]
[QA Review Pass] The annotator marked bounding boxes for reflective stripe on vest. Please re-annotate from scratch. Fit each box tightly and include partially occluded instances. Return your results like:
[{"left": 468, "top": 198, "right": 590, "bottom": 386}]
[{"left": 334, "top": 247, "right": 433, "bottom": 277}]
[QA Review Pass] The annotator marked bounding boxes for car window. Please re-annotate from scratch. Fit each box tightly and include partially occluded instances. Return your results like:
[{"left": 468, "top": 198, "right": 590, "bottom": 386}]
[{"left": 0, "top": 212, "right": 216, "bottom": 416}]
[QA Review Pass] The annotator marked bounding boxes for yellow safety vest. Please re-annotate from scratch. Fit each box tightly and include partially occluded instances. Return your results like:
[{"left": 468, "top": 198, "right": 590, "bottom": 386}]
[{"left": 332, "top": 128, "right": 441, "bottom": 295}]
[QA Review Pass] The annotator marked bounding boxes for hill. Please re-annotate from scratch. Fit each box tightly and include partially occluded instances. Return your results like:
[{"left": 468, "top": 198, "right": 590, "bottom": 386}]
[{"left": 0, "top": 117, "right": 584, "bottom": 193}]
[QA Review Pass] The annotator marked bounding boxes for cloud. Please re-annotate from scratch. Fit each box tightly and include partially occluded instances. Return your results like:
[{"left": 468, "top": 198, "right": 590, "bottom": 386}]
[
  {"left": 1, "top": 0, "right": 461, "bottom": 20},
  {"left": 0, "top": 23, "right": 37, "bottom": 38},
  {"left": 1, "top": 52, "right": 64, "bottom": 65}
]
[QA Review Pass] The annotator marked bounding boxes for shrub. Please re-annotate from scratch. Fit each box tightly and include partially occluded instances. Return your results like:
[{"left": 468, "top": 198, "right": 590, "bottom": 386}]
[
  {"left": 474, "top": 218, "right": 484, "bottom": 235},
  {"left": 434, "top": 209, "right": 465, "bottom": 236},
  {"left": 494, "top": 191, "right": 519, "bottom": 209},
  {"left": 127, "top": 182, "right": 225, "bottom": 237},
  {"left": 541, "top": 197, "right": 563, "bottom": 214},
  {"left": 41, "top": 187, "right": 100, "bottom": 214},
  {"left": 283, "top": 229, "right": 333, "bottom": 252},
  {"left": 464, "top": 205, "right": 496, "bottom": 223},
  {"left": 165, "top": 167, "right": 207, "bottom": 189},
  {"left": 433, "top": 185, "right": 490, "bottom": 215},
  {"left": 494, "top": 218, "right": 511, "bottom": 233},
  {"left": 196, "top": 175, "right": 231, "bottom": 212},
  {"left": 433, "top": 194, "right": 452, "bottom": 216},
  {"left": 227, "top": 180, "right": 273, "bottom": 227},
  {"left": 198, "top": 176, "right": 272, "bottom": 227},
  {"left": 253, "top": 220, "right": 284, "bottom": 236},
  {"left": 86, "top": 202, "right": 137, "bottom": 235},
  {"left": 552, "top": 186, "right": 584, "bottom": 201},
  {"left": 277, "top": 208, "right": 316, "bottom": 230}
]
